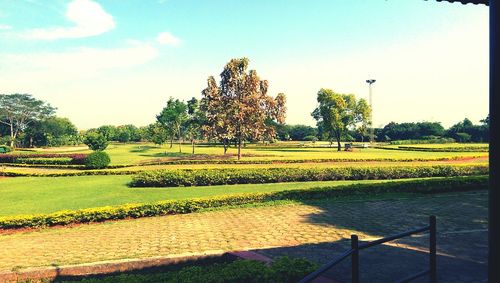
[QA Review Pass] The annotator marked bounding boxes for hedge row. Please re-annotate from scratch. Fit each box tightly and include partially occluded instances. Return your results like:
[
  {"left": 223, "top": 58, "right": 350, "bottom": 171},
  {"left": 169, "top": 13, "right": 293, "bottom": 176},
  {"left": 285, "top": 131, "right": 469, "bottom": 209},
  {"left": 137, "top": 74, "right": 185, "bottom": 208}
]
[
  {"left": 138, "top": 155, "right": 486, "bottom": 166},
  {"left": 0, "top": 153, "right": 88, "bottom": 165},
  {"left": 376, "top": 146, "right": 488, "bottom": 153},
  {"left": 0, "top": 169, "right": 136, "bottom": 177},
  {"left": 62, "top": 257, "right": 317, "bottom": 283},
  {"left": 0, "top": 176, "right": 488, "bottom": 229},
  {"left": 130, "top": 165, "right": 488, "bottom": 187}
]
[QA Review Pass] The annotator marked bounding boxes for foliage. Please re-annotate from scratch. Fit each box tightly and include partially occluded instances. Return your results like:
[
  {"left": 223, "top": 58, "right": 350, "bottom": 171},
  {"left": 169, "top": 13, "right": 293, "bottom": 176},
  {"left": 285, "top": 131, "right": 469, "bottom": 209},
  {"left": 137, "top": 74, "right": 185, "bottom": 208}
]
[
  {"left": 0, "top": 145, "right": 11, "bottom": 153},
  {"left": 312, "top": 89, "right": 370, "bottom": 151},
  {"left": 0, "top": 176, "right": 488, "bottom": 229},
  {"left": 59, "top": 257, "right": 317, "bottom": 283},
  {"left": 0, "top": 93, "right": 56, "bottom": 147},
  {"left": 22, "top": 116, "right": 79, "bottom": 147},
  {"left": 200, "top": 58, "right": 286, "bottom": 159},
  {"left": 389, "top": 138, "right": 456, "bottom": 145},
  {"left": 146, "top": 122, "right": 170, "bottom": 146},
  {"left": 380, "top": 121, "right": 445, "bottom": 141},
  {"left": 184, "top": 97, "right": 205, "bottom": 154},
  {"left": 130, "top": 165, "right": 487, "bottom": 187},
  {"left": 446, "top": 118, "right": 489, "bottom": 142},
  {"left": 0, "top": 153, "right": 87, "bottom": 165},
  {"left": 83, "top": 132, "right": 109, "bottom": 151},
  {"left": 84, "top": 151, "right": 111, "bottom": 169},
  {"left": 157, "top": 97, "right": 188, "bottom": 152}
]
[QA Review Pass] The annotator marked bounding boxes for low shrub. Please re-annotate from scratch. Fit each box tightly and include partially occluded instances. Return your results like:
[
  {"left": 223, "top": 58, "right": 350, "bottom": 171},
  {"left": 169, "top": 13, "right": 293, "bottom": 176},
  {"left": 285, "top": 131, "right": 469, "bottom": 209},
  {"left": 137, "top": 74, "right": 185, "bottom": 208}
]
[
  {"left": 390, "top": 138, "right": 456, "bottom": 145},
  {"left": 0, "top": 153, "right": 88, "bottom": 165},
  {"left": 0, "top": 176, "right": 488, "bottom": 229},
  {"left": 14, "top": 157, "right": 73, "bottom": 165},
  {"left": 84, "top": 151, "right": 111, "bottom": 169},
  {"left": 138, "top": 155, "right": 486, "bottom": 166},
  {"left": 0, "top": 145, "right": 11, "bottom": 153},
  {"left": 130, "top": 165, "right": 488, "bottom": 187},
  {"left": 60, "top": 257, "right": 317, "bottom": 283}
]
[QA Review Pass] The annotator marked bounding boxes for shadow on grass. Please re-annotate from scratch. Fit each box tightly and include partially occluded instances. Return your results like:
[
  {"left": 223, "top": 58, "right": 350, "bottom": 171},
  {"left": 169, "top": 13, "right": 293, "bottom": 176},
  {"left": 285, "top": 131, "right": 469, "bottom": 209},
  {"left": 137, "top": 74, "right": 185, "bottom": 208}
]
[{"left": 129, "top": 146, "right": 160, "bottom": 153}]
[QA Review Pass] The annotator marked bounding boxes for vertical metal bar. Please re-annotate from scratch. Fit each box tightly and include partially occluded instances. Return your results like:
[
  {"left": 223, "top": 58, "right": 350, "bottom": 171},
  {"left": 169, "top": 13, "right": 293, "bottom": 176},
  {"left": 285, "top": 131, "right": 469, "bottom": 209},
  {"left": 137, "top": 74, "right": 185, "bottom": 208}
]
[
  {"left": 429, "top": 215, "right": 437, "bottom": 283},
  {"left": 351, "top": 234, "right": 360, "bottom": 283}
]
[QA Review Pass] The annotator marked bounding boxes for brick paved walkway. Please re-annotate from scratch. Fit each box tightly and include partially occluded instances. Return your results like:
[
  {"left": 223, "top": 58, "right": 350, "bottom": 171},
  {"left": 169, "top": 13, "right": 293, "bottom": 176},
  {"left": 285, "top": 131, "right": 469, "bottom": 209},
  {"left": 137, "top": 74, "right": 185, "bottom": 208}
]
[{"left": 0, "top": 191, "right": 487, "bottom": 282}]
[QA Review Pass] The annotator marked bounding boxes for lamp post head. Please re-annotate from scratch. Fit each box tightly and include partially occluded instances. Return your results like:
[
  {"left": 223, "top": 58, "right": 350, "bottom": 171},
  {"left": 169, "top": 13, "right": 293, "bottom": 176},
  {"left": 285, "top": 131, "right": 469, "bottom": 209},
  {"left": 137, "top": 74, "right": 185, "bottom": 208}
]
[{"left": 366, "top": 79, "right": 376, "bottom": 84}]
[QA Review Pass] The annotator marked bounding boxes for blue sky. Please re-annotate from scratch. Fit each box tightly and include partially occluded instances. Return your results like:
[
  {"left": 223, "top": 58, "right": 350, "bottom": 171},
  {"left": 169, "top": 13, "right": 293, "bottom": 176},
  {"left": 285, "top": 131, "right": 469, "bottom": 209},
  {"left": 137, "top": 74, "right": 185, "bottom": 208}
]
[{"left": 0, "top": 0, "right": 488, "bottom": 129}]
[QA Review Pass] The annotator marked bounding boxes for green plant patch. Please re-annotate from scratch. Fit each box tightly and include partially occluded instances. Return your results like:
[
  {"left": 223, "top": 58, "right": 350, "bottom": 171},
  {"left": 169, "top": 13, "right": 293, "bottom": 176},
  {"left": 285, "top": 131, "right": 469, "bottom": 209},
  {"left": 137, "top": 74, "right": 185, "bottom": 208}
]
[
  {"left": 58, "top": 257, "right": 317, "bottom": 283},
  {"left": 0, "top": 175, "right": 488, "bottom": 229},
  {"left": 130, "top": 165, "right": 488, "bottom": 187}
]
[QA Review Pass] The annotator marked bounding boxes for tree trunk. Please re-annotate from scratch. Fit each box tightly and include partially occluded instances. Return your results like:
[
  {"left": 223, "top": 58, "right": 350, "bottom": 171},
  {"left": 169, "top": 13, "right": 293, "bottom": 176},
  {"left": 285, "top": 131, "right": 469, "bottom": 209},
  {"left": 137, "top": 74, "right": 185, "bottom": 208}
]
[
  {"left": 223, "top": 139, "right": 228, "bottom": 154},
  {"left": 191, "top": 139, "right": 195, "bottom": 154},
  {"left": 237, "top": 138, "right": 242, "bottom": 160},
  {"left": 170, "top": 137, "right": 173, "bottom": 148},
  {"left": 337, "top": 132, "right": 342, "bottom": 151},
  {"left": 9, "top": 123, "right": 15, "bottom": 148},
  {"left": 178, "top": 139, "right": 182, "bottom": 153}
]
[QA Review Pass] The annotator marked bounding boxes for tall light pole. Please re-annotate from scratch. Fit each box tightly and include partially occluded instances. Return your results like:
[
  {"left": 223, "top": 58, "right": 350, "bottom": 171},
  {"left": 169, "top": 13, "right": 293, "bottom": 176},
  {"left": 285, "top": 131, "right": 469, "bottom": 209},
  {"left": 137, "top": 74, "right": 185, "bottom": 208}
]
[{"left": 365, "top": 79, "right": 376, "bottom": 143}]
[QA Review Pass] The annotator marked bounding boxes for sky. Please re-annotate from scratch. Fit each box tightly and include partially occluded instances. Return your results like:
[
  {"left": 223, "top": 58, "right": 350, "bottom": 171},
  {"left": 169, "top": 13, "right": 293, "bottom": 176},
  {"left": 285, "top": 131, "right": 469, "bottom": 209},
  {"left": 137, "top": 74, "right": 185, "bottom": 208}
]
[{"left": 0, "top": 0, "right": 489, "bottom": 130}]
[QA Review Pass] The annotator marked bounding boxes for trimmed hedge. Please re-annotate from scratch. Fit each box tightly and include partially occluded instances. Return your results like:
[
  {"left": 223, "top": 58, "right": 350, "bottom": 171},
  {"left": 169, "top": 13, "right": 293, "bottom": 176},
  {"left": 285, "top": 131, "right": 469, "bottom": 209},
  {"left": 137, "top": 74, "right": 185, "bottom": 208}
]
[
  {"left": 14, "top": 157, "right": 73, "bottom": 165},
  {"left": 0, "top": 176, "right": 488, "bottom": 229},
  {"left": 0, "top": 153, "right": 87, "bottom": 165},
  {"left": 138, "top": 155, "right": 487, "bottom": 166},
  {"left": 61, "top": 257, "right": 317, "bottom": 283},
  {"left": 130, "top": 165, "right": 488, "bottom": 187},
  {"left": 376, "top": 146, "right": 488, "bottom": 153}
]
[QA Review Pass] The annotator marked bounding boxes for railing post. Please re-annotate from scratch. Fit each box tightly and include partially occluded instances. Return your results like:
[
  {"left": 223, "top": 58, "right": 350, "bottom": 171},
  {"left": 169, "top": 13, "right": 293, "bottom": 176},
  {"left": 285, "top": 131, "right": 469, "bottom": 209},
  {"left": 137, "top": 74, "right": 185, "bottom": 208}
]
[
  {"left": 429, "top": 215, "right": 437, "bottom": 283},
  {"left": 351, "top": 234, "right": 360, "bottom": 283}
]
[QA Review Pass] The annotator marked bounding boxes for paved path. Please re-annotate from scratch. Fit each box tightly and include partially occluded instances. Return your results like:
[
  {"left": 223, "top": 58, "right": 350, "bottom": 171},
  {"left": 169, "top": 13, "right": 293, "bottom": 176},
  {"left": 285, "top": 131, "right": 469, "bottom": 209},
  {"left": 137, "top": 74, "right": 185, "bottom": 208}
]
[{"left": 0, "top": 191, "right": 487, "bottom": 282}]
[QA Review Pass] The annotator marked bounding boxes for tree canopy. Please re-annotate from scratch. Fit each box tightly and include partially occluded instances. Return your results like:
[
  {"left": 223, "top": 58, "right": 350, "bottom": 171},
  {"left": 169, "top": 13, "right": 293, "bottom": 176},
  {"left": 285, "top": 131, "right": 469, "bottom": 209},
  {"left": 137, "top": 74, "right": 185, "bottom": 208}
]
[
  {"left": 200, "top": 58, "right": 286, "bottom": 159},
  {"left": 312, "top": 89, "right": 370, "bottom": 151},
  {"left": 0, "top": 93, "right": 56, "bottom": 147}
]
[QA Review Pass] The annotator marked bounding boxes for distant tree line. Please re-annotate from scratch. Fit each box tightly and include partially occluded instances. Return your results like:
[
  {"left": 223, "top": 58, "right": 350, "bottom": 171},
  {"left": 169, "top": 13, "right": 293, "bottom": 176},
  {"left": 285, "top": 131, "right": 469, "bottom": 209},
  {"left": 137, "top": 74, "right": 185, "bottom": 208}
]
[{"left": 0, "top": 59, "right": 489, "bottom": 152}]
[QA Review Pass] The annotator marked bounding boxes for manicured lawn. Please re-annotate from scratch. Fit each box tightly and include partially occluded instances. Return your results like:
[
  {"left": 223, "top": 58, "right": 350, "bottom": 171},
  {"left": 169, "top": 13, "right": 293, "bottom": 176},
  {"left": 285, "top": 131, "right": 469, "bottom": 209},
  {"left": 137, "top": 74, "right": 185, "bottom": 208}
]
[
  {"left": 1, "top": 175, "right": 407, "bottom": 217},
  {"left": 17, "top": 142, "right": 489, "bottom": 165}
]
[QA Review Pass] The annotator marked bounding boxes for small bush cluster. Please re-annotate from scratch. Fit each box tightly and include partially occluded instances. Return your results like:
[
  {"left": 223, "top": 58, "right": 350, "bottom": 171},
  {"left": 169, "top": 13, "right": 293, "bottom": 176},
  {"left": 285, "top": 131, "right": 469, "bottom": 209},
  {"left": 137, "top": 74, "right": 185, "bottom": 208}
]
[
  {"left": 0, "top": 153, "right": 87, "bottom": 165},
  {"left": 84, "top": 151, "right": 111, "bottom": 169},
  {"left": 0, "top": 145, "right": 11, "bottom": 153},
  {"left": 130, "top": 165, "right": 488, "bottom": 187},
  {"left": 0, "top": 176, "right": 487, "bottom": 229},
  {"left": 60, "top": 257, "right": 317, "bottom": 283}
]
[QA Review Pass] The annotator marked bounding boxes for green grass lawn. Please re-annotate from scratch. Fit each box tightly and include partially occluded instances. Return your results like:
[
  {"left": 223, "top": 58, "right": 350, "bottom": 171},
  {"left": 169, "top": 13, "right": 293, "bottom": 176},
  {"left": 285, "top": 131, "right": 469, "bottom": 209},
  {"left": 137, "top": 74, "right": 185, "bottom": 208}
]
[
  {"left": 19, "top": 142, "right": 489, "bottom": 165},
  {"left": 0, "top": 175, "right": 412, "bottom": 217}
]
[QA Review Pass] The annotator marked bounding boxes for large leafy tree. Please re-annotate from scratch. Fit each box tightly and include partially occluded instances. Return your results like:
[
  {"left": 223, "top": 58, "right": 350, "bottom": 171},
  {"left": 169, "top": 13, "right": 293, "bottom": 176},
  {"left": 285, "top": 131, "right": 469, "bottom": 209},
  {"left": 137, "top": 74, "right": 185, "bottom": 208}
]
[
  {"left": 157, "top": 97, "right": 188, "bottom": 152},
  {"left": 312, "top": 89, "right": 371, "bottom": 151},
  {"left": 184, "top": 97, "right": 205, "bottom": 154},
  {"left": 24, "top": 116, "right": 78, "bottom": 147},
  {"left": 0, "top": 93, "right": 56, "bottom": 147},
  {"left": 201, "top": 58, "right": 286, "bottom": 159}
]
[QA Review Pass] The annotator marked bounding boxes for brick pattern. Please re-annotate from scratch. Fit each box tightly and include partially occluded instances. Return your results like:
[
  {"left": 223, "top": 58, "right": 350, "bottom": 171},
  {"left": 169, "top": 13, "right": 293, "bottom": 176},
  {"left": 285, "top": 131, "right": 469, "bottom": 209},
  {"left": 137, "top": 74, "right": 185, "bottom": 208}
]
[{"left": 0, "top": 191, "right": 487, "bottom": 278}]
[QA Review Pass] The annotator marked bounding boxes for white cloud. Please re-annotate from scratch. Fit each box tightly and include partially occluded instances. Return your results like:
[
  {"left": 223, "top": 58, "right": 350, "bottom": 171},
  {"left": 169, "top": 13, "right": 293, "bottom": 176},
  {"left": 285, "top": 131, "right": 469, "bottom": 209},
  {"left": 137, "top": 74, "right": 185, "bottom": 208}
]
[
  {"left": 0, "top": 42, "right": 159, "bottom": 82},
  {"left": 0, "top": 24, "right": 12, "bottom": 30},
  {"left": 23, "top": 0, "right": 115, "bottom": 40},
  {"left": 156, "top": 31, "right": 181, "bottom": 46}
]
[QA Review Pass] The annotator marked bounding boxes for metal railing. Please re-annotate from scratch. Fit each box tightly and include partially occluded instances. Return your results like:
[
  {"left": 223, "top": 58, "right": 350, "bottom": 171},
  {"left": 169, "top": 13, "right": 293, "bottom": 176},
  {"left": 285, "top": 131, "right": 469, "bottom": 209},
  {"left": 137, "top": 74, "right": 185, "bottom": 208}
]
[{"left": 299, "top": 215, "right": 437, "bottom": 283}]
